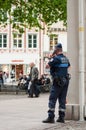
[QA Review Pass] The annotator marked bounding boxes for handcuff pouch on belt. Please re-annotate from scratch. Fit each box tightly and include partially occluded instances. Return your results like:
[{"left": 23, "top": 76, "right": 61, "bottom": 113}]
[
  {"left": 54, "top": 76, "right": 67, "bottom": 87},
  {"left": 66, "top": 73, "right": 71, "bottom": 80}
]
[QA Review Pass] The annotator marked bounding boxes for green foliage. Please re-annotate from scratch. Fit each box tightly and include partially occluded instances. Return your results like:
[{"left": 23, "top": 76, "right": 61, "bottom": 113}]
[{"left": 0, "top": 0, "right": 67, "bottom": 32}]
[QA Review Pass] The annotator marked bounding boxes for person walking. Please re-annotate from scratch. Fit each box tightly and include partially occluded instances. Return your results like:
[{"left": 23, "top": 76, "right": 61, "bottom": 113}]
[
  {"left": 0, "top": 71, "right": 4, "bottom": 91},
  {"left": 3, "top": 72, "right": 7, "bottom": 83},
  {"left": 42, "top": 43, "right": 71, "bottom": 123},
  {"left": 29, "top": 62, "right": 39, "bottom": 97}
]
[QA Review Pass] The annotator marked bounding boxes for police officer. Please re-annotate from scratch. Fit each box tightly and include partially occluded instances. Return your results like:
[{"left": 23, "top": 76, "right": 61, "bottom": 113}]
[{"left": 42, "top": 43, "right": 70, "bottom": 123}]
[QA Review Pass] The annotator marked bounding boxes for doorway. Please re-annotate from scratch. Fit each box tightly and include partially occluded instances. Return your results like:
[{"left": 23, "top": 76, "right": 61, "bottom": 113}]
[{"left": 16, "top": 65, "right": 23, "bottom": 80}]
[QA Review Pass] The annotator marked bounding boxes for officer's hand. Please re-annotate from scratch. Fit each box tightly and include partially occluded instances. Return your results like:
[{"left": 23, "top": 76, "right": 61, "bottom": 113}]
[
  {"left": 49, "top": 53, "right": 56, "bottom": 58},
  {"left": 49, "top": 54, "right": 53, "bottom": 58},
  {"left": 46, "top": 64, "right": 50, "bottom": 68}
]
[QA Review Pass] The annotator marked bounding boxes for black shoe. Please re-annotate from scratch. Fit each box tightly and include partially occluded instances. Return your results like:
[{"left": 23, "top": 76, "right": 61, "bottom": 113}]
[
  {"left": 29, "top": 95, "right": 33, "bottom": 98},
  {"left": 56, "top": 118, "right": 65, "bottom": 123},
  {"left": 35, "top": 95, "right": 39, "bottom": 97},
  {"left": 42, "top": 117, "right": 55, "bottom": 123}
]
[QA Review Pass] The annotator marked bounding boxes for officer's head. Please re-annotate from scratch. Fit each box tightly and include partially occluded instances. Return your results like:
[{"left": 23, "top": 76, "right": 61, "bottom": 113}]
[
  {"left": 53, "top": 43, "right": 62, "bottom": 55},
  {"left": 55, "top": 43, "right": 62, "bottom": 50}
]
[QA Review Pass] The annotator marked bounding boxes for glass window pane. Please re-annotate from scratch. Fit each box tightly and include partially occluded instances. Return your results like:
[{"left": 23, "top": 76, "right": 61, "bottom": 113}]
[
  {"left": 13, "top": 39, "right": 17, "bottom": 44},
  {"left": 0, "top": 44, "right": 2, "bottom": 47},
  {"left": 3, "top": 44, "right": 7, "bottom": 47},
  {"left": 28, "top": 44, "right": 32, "bottom": 48},
  {"left": 50, "top": 37, "right": 53, "bottom": 40},
  {"left": 18, "top": 44, "right": 22, "bottom": 47},
  {"left": 13, "top": 44, "right": 17, "bottom": 48},
  {"left": 3, "top": 35, "right": 7, "bottom": 39},
  {"left": 33, "top": 35, "right": 36, "bottom": 39},
  {"left": 33, "top": 40, "right": 36, "bottom": 43},
  {"left": 0, "top": 35, "right": 2, "bottom": 38},
  {"left": 18, "top": 40, "right": 22, "bottom": 44},
  {"left": 33, "top": 35, "right": 37, "bottom": 48},
  {"left": 54, "top": 37, "right": 57, "bottom": 41},
  {"left": 3, "top": 39, "right": 7, "bottom": 43},
  {"left": 18, "top": 34, "right": 22, "bottom": 38},
  {"left": 13, "top": 34, "right": 17, "bottom": 38},
  {"left": 0, "top": 34, "right": 7, "bottom": 48},
  {"left": 55, "top": 41, "right": 57, "bottom": 45},
  {"left": 28, "top": 35, "right": 32, "bottom": 39},
  {"left": 0, "top": 39, "right": 2, "bottom": 43},
  {"left": 33, "top": 44, "right": 36, "bottom": 48},
  {"left": 28, "top": 40, "right": 32, "bottom": 43}
]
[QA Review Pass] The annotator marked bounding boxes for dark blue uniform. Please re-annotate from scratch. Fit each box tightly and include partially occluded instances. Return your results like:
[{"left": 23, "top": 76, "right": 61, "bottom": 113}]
[{"left": 47, "top": 53, "right": 70, "bottom": 120}]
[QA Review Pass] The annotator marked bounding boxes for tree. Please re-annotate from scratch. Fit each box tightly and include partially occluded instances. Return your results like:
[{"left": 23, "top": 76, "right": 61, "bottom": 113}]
[{"left": 0, "top": 0, "right": 67, "bottom": 32}]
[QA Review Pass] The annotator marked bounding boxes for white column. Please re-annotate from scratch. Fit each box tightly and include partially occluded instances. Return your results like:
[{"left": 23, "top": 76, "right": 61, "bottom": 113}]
[
  {"left": 67, "top": 0, "right": 79, "bottom": 104},
  {"left": 79, "top": 0, "right": 85, "bottom": 121}
]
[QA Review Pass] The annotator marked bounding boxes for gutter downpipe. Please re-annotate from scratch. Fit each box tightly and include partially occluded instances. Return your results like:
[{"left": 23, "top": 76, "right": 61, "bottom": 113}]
[{"left": 79, "top": 0, "right": 85, "bottom": 121}]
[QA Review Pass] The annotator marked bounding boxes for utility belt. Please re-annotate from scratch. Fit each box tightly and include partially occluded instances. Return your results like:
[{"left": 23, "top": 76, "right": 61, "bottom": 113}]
[
  {"left": 66, "top": 73, "right": 71, "bottom": 80},
  {"left": 53, "top": 74, "right": 71, "bottom": 87}
]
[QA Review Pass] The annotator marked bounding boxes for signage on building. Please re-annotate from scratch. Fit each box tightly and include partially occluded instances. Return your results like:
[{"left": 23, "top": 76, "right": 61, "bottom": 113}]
[{"left": 11, "top": 60, "right": 24, "bottom": 62}]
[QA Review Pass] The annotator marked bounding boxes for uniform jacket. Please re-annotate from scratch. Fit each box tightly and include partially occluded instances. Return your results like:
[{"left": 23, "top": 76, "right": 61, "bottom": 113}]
[{"left": 48, "top": 54, "right": 70, "bottom": 78}]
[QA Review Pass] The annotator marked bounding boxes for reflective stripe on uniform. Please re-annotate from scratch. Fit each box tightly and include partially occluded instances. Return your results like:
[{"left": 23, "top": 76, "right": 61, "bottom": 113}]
[
  {"left": 49, "top": 108, "right": 55, "bottom": 111},
  {"left": 59, "top": 108, "right": 65, "bottom": 112},
  {"left": 58, "top": 63, "right": 68, "bottom": 67}
]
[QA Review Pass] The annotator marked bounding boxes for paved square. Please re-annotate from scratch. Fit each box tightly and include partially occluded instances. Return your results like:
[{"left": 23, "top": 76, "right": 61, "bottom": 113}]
[{"left": 0, "top": 94, "right": 86, "bottom": 130}]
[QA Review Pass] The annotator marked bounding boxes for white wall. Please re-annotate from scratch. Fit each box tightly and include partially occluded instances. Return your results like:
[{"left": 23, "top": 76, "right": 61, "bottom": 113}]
[
  {"left": 43, "top": 33, "right": 67, "bottom": 52},
  {"left": 43, "top": 34, "right": 49, "bottom": 51},
  {"left": 58, "top": 33, "right": 67, "bottom": 52},
  {"left": 0, "top": 53, "right": 39, "bottom": 65}
]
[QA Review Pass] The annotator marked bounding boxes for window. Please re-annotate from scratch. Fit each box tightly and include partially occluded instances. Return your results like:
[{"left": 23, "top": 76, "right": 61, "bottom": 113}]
[
  {"left": 0, "top": 34, "right": 7, "bottom": 48},
  {"left": 28, "top": 34, "right": 37, "bottom": 48},
  {"left": 13, "top": 33, "right": 23, "bottom": 48},
  {"left": 49, "top": 35, "right": 58, "bottom": 50}
]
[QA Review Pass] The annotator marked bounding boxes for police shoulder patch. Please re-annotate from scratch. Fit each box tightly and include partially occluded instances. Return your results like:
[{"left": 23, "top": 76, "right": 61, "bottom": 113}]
[{"left": 50, "top": 58, "right": 54, "bottom": 62}]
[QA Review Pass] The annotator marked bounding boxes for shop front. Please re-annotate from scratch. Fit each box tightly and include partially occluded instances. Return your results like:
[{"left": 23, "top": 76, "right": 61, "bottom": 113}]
[{"left": 0, "top": 53, "right": 40, "bottom": 82}]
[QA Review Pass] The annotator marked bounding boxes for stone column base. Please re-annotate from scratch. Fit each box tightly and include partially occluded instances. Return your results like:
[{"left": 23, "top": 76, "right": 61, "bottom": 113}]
[{"left": 65, "top": 104, "right": 79, "bottom": 120}]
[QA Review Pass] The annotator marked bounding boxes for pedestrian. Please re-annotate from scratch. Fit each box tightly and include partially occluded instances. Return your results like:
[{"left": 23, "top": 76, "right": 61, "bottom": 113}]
[
  {"left": 29, "top": 62, "right": 40, "bottom": 97},
  {"left": 0, "top": 71, "right": 4, "bottom": 91},
  {"left": 42, "top": 43, "right": 71, "bottom": 123},
  {"left": 3, "top": 72, "right": 7, "bottom": 83}
]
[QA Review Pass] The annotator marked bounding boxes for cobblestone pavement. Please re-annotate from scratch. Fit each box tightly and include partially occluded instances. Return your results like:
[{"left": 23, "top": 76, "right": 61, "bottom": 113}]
[
  {"left": 0, "top": 94, "right": 86, "bottom": 130},
  {"left": 30, "top": 120, "right": 86, "bottom": 130},
  {"left": 0, "top": 94, "right": 27, "bottom": 100},
  {"left": 40, "top": 121, "right": 86, "bottom": 130}
]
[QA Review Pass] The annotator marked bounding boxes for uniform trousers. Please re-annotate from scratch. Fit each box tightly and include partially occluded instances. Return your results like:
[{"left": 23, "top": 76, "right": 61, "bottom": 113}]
[{"left": 48, "top": 78, "right": 69, "bottom": 119}]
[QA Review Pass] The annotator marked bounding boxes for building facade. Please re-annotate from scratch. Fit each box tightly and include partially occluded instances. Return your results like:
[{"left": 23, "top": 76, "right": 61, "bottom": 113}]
[{"left": 0, "top": 22, "right": 67, "bottom": 81}]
